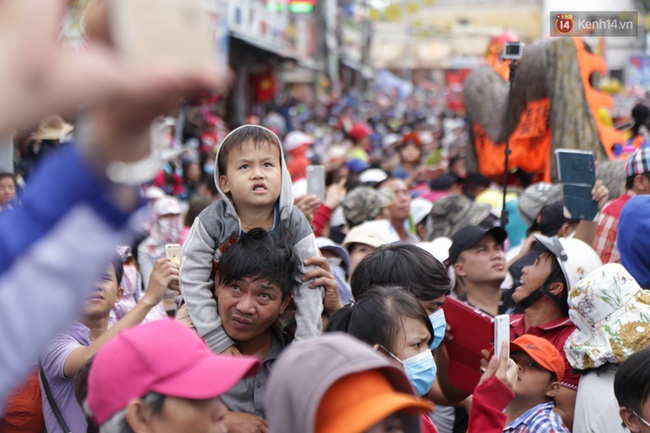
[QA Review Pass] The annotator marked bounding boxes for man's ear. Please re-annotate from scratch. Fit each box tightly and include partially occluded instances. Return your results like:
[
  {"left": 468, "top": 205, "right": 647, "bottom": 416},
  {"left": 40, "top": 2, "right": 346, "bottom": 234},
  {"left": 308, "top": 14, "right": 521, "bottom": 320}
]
[
  {"left": 125, "top": 398, "right": 154, "bottom": 433},
  {"left": 219, "top": 174, "right": 230, "bottom": 194},
  {"left": 454, "top": 262, "right": 467, "bottom": 278},
  {"left": 620, "top": 407, "right": 643, "bottom": 433},
  {"left": 548, "top": 281, "right": 565, "bottom": 297},
  {"left": 279, "top": 292, "right": 293, "bottom": 315},
  {"left": 546, "top": 381, "right": 560, "bottom": 399}
]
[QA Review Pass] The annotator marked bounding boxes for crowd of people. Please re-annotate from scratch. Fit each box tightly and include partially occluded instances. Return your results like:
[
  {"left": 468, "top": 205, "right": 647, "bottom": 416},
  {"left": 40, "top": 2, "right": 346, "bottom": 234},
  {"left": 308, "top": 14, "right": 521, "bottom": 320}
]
[{"left": 5, "top": 2, "right": 650, "bottom": 433}]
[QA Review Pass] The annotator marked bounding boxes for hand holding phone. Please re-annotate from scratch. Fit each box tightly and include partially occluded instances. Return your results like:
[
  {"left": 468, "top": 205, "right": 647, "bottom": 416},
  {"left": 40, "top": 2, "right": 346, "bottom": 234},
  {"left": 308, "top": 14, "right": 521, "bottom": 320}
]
[{"left": 493, "top": 314, "right": 510, "bottom": 361}]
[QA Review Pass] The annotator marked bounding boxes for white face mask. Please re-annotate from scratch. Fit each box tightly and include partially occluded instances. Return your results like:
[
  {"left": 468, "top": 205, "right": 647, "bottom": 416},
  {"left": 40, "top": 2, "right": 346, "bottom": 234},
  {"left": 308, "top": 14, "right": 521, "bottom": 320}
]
[{"left": 156, "top": 217, "right": 182, "bottom": 244}]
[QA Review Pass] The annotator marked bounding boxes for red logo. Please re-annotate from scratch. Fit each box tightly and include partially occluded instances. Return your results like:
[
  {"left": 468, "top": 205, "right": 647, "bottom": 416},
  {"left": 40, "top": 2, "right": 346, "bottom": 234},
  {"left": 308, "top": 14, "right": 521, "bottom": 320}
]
[{"left": 555, "top": 14, "right": 574, "bottom": 34}]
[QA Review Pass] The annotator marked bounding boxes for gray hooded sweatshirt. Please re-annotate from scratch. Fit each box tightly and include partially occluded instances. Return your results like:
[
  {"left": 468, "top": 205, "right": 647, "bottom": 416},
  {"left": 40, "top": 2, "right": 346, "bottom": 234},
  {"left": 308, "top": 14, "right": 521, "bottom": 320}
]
[
  {"left": 266, "top": 333, "right": 423, "bottom": 433},
  {"left": 179, "top": 126, "right": 323, "bottom": 352}
]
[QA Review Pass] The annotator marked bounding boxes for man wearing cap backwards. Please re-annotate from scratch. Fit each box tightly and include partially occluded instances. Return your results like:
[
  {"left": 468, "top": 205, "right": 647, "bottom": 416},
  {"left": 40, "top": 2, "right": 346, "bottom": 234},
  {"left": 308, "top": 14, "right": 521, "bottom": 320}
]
[
  {"left": 39, "top": 254, "right": 174, "bottom": 433},
  {"left": 449, "top": 225, "right": 515, "bottom": 317},
  {"left": 594, "top": 148, "right": 650, "bottom": 264},
  {"left": 85, "top": 320, "right": 261, "bottom": 433},
  {"left": 509, "top": 234, "right": 603, "bottom": 430},
  {"left": 469, "top": 335, "right": 569, "bottom": 432}
]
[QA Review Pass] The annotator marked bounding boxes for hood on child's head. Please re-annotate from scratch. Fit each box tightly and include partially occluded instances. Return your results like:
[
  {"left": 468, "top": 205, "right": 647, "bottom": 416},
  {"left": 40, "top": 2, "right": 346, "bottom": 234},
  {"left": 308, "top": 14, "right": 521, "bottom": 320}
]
[{"left": 212, "top": 124, "right": 295, "bottom": 221}]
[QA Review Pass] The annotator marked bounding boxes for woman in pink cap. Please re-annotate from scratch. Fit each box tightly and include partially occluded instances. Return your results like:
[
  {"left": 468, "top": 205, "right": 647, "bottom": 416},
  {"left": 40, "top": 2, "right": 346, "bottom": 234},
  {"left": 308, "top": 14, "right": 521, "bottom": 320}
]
[{"left": 80, "top": 320, "right": 260, "bottom": 433}]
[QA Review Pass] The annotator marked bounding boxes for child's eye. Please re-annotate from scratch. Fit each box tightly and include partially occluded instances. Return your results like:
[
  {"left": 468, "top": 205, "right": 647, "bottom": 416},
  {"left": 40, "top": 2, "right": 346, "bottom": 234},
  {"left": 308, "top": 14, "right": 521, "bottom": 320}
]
[
  {"left": 264, "top": 162, "right": 273, "bottom": 167},
  {"left": 239, "top": 164, "right": 249, "bottom": 170}
]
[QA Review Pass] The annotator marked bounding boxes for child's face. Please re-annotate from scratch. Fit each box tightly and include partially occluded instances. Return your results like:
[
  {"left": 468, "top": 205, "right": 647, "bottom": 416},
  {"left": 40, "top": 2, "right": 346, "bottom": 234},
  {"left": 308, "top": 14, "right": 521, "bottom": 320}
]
[
  {"left": 511, "top": 351, "right": 558, "bottom": 401},
  {"left": 219, "top": 140, "right": 282, "bottom": 211},
  {"left": 399, "top": 143, "right": 421, "bottom": 163}
]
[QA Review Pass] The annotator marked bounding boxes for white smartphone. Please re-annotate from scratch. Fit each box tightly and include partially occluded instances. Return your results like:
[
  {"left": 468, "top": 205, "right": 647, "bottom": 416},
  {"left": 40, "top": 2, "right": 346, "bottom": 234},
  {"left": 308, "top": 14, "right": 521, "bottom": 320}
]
[
  {"left": 108, "top": 0, "right": 216, "bottom": 73},
  {"left": 306, "top": 165, "right": 326, "bottom": 202},
  {"left": 493, "top": 314, "right": 510, "bottom": 360},
  {"left": 165, "top": 243, "right": 182, "bottom": 265}
]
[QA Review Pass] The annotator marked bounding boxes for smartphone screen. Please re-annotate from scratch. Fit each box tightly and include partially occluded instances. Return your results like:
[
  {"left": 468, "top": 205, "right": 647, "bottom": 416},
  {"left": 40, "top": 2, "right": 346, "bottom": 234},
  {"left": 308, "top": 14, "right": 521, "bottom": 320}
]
[{"left": 306, "top": 165, "right": 326, "bottom": 202}]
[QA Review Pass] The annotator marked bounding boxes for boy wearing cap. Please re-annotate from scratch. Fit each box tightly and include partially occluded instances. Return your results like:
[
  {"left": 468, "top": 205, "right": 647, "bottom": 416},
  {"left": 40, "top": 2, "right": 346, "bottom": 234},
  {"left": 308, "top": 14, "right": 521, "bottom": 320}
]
[
  {"left": 594, "top": 148, "right": 650, "bottom": 264},
  {"left": 39, "top": 255, "right": 174, "bottom": 433},
  {"left": 84, "top": 320, "right": 261, "bottom": 432},
  {"left": 469, "top": 335, "right": 569, "bottom": 433},
  {"left": 449, "top": 225, "right": 516, "bottom": 316}
]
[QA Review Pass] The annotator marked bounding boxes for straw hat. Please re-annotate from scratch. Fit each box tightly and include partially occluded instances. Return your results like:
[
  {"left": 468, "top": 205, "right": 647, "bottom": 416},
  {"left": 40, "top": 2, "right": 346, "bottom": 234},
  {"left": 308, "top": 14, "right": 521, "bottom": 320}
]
[{"left": 32, "top": 115, "right": 74, "bottom": 141}]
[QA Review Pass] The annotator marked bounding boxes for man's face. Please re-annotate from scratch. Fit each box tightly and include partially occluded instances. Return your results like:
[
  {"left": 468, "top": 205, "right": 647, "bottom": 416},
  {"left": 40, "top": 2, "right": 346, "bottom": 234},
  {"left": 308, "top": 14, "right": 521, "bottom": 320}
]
[
  {"left": 512, "top": 254, "right": 555, "bottom": 304},
  {"left": 83, "top": 264, "right": 122, "bottom": 319},
  {"left": 219, "top": 140, "right": 282, "bottom": 212},
  {"left": 382, "top": 179, "right": 411, "bottom": 222},
  {"left": 511, "top": 351, "right": 557, "bottom": 402},
  {"left": 216, "top": 276, "right": 290, "bottom": 343},
  {"left": 453, "top": 235, "right": 506, "bottom": 285},
  {"left": 0, "top": 176, "right": 16, "bottom": 206}
]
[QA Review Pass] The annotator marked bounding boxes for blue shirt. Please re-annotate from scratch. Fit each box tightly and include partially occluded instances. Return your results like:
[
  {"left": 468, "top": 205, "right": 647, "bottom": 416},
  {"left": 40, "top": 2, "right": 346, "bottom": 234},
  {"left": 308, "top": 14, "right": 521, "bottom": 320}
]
[{"left": 504, "top": 402, "right": 569, "bottom": 433}]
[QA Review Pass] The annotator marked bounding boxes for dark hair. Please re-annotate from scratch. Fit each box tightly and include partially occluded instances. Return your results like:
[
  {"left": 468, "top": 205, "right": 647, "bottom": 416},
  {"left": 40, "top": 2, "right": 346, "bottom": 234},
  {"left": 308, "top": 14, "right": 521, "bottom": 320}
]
[
  {"left": 626, "top": 173, "right": 650, "bottom": 190},
  {"left": 184, "top": 196, "right": 211, "bottom": 227},
  {"left": 615, "top": 347, "right": 650, "bottom": 414},
  {"left": 350, "top": 244, "right": 451, "bottom": 301},
  {"left": 111, "top": 252, "right": 124, "bottom": 287},
  {"left": 326, "top": 285, "right": 434, "bottom": 351},
  {"left": 217, "top": 126, "right": 281, "bottom": 176},
  {"left": 199, "top": 172, "right": 219, "bottom": 198},
  {"left": 0, "top": 172, "right": 16, "bottom": 184},
  {"left": 218, "top": 228, "right": 300, "bottom": 297},
  {"left": 73, "top": 357, "right": 98, "bottom": 433}
]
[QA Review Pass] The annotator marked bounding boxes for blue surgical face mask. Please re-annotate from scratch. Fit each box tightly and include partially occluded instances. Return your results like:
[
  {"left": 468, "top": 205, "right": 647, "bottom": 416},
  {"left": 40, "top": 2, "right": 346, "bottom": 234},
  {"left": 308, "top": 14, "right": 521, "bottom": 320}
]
[
  {"left": 428, "top": 309, "right": 446, "bottom": 350},
  {"left": 381, "top": 346, "right": 437, "bottom": 397},
  {"left": 403, "top": 350, "right": 437, "bottom": 396},
  {"left": 203, "top": 163, "right": 215, "bottom": 175}
]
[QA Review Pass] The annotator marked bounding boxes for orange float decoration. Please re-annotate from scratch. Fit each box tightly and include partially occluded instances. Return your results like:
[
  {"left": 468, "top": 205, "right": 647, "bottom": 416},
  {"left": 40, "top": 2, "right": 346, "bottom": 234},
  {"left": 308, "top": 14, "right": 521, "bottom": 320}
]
[{"left": 464, "top": 37, "right": 627, "bottom": 183}]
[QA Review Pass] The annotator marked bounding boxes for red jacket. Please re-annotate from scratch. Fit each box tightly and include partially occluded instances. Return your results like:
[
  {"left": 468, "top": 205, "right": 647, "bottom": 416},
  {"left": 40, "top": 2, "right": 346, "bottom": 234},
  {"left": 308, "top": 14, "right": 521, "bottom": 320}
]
[{"left": 467, "top": 376, "right": 514, "bottom": 433}]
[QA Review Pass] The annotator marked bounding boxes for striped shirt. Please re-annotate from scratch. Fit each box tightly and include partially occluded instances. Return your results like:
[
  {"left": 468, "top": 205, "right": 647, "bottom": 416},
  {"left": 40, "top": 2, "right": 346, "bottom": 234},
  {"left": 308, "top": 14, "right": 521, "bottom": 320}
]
[{"left": 504, "top": 402, "right": 569, "bottom": 433}]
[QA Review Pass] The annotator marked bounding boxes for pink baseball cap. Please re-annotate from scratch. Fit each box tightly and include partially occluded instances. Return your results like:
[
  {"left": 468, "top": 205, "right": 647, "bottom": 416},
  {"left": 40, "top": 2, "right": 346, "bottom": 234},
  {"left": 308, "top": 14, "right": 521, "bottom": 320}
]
[{"left": 87, "top": 320, "right": 260, "bottom": 426}]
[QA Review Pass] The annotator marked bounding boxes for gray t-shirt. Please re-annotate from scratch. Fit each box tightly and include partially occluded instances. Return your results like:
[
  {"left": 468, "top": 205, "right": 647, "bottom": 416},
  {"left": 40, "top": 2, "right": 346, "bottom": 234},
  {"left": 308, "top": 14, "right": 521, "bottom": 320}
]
[
  {"left": 220, "top": 328, "right": 290, "bottom": 419},
  {"left": 39, "top": 321, "right": 90, "bottom": 433}
]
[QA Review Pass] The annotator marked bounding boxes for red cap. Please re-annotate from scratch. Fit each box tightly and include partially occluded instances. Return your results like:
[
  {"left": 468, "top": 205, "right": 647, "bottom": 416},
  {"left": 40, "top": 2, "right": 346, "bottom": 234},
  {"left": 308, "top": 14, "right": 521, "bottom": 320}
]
[
  {"left": 87, "top": 320, "right": 260, "bottom": 426},
  {"left": 400, "top": 132, "right": 422, "bottom": 149},
  {"left": 348, "top": 124, "right": 372, "bottom": 141}
]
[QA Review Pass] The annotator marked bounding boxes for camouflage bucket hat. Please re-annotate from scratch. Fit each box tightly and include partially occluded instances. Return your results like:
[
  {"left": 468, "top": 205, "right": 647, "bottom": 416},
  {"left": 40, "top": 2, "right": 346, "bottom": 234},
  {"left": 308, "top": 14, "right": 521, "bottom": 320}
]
[
  {"left": 426, "top": 194, "right": 491, "bottom": 240},
  {"left": 342, "top": 187, "right": 394, "bottom": 227}
]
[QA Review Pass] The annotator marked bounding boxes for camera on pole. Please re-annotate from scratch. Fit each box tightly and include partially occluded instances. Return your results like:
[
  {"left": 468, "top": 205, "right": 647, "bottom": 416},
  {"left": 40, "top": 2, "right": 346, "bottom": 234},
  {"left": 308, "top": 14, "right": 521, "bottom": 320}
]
[{"left": 500, "top": 41, "right": 525, "bottom": 229}]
